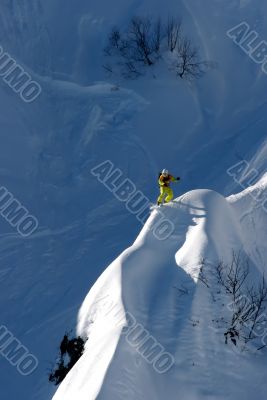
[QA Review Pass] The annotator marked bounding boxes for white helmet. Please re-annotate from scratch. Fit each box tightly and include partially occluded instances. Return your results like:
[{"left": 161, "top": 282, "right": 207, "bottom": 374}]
[{"left": 162, "top": 169, "right": 169, "bottom": 177}]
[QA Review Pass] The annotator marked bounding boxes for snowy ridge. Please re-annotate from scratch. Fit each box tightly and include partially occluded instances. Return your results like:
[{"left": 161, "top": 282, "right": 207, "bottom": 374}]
[
  {"left": 53, "top": 187, "right": 267, "bottom": 400},
  {"left": 228, "top": 173, "right": 267, "bottom": 274},
  {"left": 1, "top": 1, "right": 267, "bottom": 399}
]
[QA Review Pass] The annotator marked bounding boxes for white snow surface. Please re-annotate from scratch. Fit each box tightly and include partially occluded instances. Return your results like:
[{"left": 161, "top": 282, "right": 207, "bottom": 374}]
[
  {"left": 0, "top": 0, "right": 267, "bottom": 399},
  {"left": 53, "top": 188, "right": 267, "bottom": 400}
]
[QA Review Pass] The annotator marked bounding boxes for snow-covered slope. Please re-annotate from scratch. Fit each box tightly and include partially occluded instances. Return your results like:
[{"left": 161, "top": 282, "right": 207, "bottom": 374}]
[
  {"left": 52, "top": 188, "right": 267, "bottom": 400},
  {"left": 228, "top": 173, "right": 267, "bottom": 274},
  {"left": 0, "top": 0, "right": 267, "bottom": 399}
]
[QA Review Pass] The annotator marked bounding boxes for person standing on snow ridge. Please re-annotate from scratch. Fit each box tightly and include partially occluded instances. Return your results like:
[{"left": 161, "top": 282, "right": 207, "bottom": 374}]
[{"left": 157, "top": 169, "right": 180, "bottom": 206}]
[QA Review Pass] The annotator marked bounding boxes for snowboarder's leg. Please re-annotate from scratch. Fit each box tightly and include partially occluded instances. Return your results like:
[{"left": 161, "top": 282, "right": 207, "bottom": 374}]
[
  {"left": 157, "top": 187, "right": 167, "bottom": 205},
  {"left": 165, "top": 187, "right": 173, "bottom": 203}
]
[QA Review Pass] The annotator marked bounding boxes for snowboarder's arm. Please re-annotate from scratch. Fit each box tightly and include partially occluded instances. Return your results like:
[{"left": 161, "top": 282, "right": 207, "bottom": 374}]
[{"left": 170, "top": 176, "right": 180, "bottom": 182}]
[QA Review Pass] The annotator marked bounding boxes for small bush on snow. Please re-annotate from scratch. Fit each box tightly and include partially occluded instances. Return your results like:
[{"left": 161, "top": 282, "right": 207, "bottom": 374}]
[
  {"left": 104, "top": 15, "right": 211, "bottom": 80},
  {"left": 49, "top": 332, "right": 86, "bottom": 385}
]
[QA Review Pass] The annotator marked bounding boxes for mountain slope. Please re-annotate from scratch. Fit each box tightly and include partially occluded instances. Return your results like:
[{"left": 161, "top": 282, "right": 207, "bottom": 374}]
[
  {"left": 52, "top": 188, "right": 267, "bottom": 400},
  {"left": 0, "top": 1, "right": 267, "bottom": 399}
]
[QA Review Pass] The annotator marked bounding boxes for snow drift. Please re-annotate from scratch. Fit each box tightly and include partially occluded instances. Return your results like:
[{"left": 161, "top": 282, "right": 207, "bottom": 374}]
[
  {"left": 1, "top": 1, "right": 267, "bottom": 399},
  {"left": 52, "top": 188, "right": 267, "bottom": 400}
]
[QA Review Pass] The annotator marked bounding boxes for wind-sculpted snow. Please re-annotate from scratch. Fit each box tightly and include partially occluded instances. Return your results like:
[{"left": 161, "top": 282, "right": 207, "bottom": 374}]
[
  {"left": 53, "top": 189, "right": 267, "bottom": 400},
  {"left": 228, "top": 173, "right": 267, "bottom": 275},
  {"left": 1, "top": 1, "right": 267, "bottom": 399}
]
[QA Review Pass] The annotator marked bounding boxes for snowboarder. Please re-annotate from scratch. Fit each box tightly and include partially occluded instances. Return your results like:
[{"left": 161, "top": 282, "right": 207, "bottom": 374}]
[{"left": 157, "top": 169, "right": 180, "bottom": 206}]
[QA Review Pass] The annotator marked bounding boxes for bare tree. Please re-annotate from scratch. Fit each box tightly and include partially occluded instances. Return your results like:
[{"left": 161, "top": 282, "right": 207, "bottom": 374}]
[
  {"left": 103, "top": 15, "right": 210, "bottom": 81},
  {"left": 173, "top": 284, "right": 189, "bottom": 297},
  {"left": 175, "top": 37, "right": 209, "bottom": 79},
  {"left": 102, "top": 63, "right": 113, "bottom": 75},
  {"left": 104, "top": 27, "right": 122, "bottom": 56},
  {"left": 166, "top": 16, "right": 182, "bottom": 52},
  {"left": 152, "top": 17, "right": 162, "bottom": 54},
  {"left": 128, "top": 16, "right": 155, "bottom": 66},
  {"left": 216, "top": 253, "right": 249, "bottom": 302},
  {"left": 246, "top": 276, "right": 267, "bottom": 343},
  {"left": 121, "top": 60, "right": 142, "bottom": 79},
  {"left": 198, "top": 257, "right": 210, "bottom": 288},
  {"left": 104, "top": 16, "right": 163, "bottom": 78},
  {"left": 215, "top": 255, "right": 267, "bottom": 349},
  {"left": 224, "top": 279, "right": 267, "bottom": 348}
]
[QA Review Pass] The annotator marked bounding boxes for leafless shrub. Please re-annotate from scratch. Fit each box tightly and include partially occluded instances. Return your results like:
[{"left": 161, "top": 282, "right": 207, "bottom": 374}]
[
  {"left": 128, "top": 16, "right": 157, "bottom": 66},
  {"left": 103, "top": 63, "right": 113, "bottom": 75},
  {"left": 173, "top": 284, "right": 189, "bottom": 297},
  {"left": 166, "top": 16, "right": 182, "bottom": 52},
  {"left": 198, "top": 257, "right": 210, "bottom": 288},
  {"left": 121, "top": 60, "right": 142, "bottom": 79},
  {"left": 216, "top": 253, "right": 249, "bottom": 302},
  {"left": 245, "top": 277, "right": 267, "bottom": 343},
  {"left": 104, "top": 17, "right": 163, "bottom": 78},
  {"left": 216, "top": 254, "right": 267, "bottom": 349},
  {"left": 152, "top": 17, "right": 162, "bottom": 54},
  {"left": 105, "top": 27, "right": 121, "bottom": 54},
  {"left": 104, "top": 15, "right": 210, "bottom": 80},
  {"left": 174, "top": 37, "right": 210, "bottom": 80}
]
